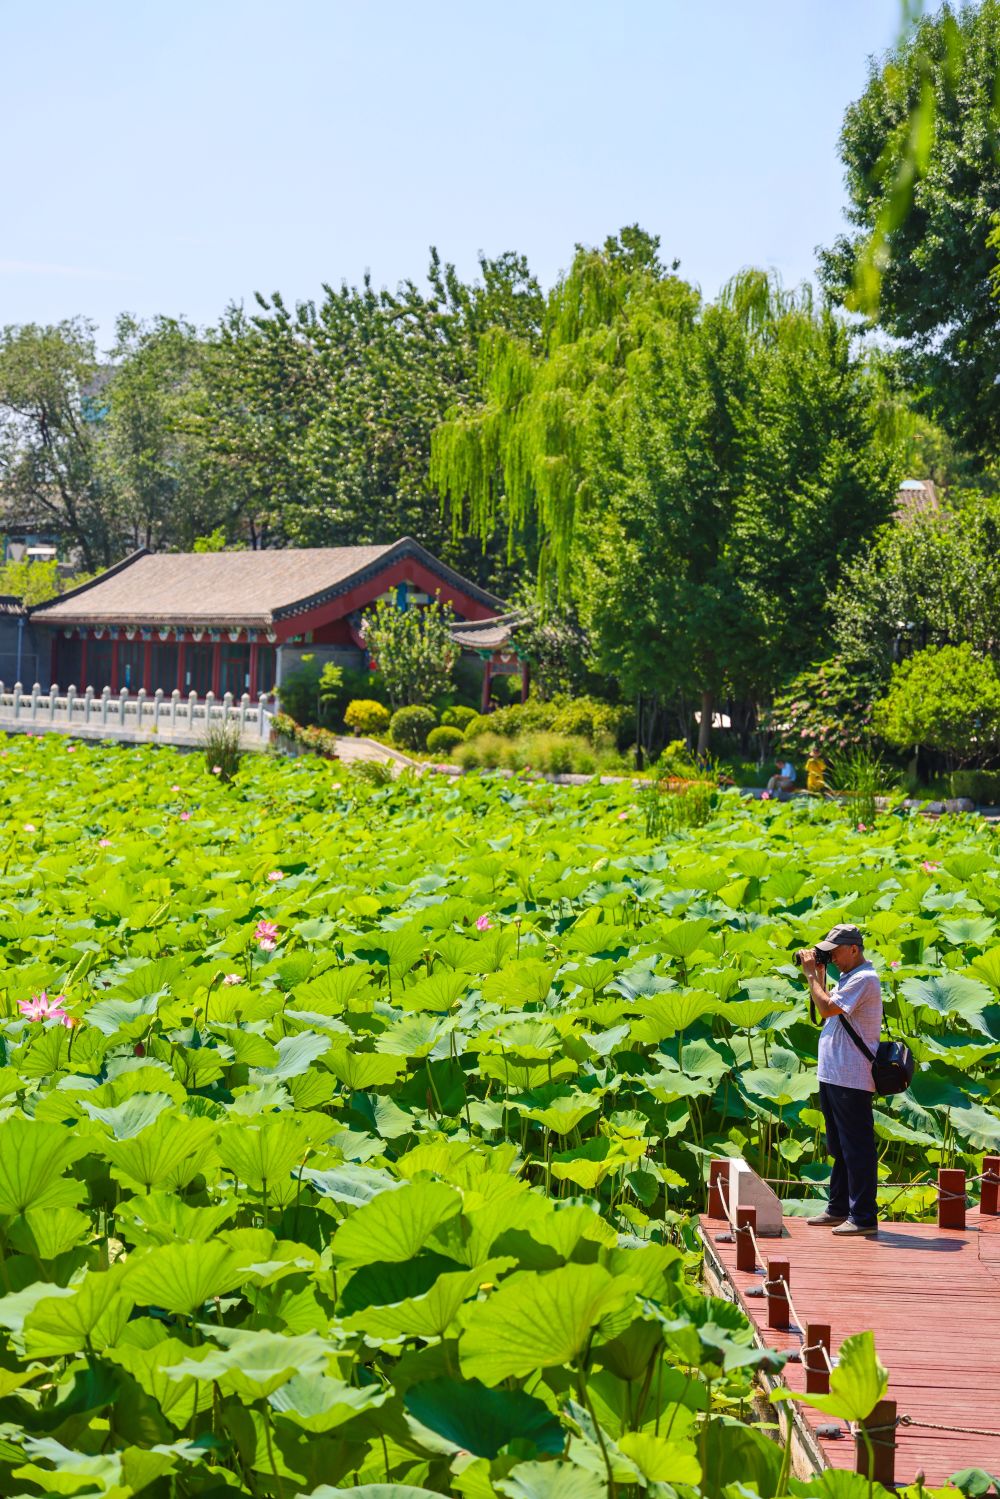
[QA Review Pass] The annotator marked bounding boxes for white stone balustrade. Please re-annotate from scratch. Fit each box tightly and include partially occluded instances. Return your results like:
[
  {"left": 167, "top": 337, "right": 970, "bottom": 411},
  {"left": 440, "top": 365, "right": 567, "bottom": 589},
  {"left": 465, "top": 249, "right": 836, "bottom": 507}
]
[{"left": 0, "top": 682, "right": 274, "bottom": 749}]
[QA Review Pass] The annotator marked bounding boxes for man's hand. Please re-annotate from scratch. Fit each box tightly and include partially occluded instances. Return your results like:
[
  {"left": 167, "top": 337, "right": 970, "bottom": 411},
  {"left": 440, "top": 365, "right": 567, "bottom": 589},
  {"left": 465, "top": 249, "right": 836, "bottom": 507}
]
[{"left": 796, "top": 948, "right": 824, "bottom": 977}]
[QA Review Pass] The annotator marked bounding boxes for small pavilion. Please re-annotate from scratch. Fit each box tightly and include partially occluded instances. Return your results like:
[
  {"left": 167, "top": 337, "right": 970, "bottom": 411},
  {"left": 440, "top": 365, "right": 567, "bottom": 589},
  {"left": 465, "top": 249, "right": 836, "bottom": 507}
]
[{"left": 29, "top": 538, "right": 529, "bottom": 703}]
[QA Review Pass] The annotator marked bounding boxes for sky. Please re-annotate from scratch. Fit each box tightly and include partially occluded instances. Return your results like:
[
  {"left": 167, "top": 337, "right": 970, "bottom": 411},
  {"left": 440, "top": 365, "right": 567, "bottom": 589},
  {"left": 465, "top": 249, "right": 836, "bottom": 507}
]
[{"left": 2, "top": 0, "right": 904, "bottom": 348}]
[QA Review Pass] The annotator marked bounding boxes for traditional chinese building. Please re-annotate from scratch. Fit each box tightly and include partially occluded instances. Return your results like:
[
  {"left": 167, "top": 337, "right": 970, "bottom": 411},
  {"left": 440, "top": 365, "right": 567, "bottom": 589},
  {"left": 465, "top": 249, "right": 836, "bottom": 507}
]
[{"left": 28, "top": 538, "right": 527, "bottom": 706}]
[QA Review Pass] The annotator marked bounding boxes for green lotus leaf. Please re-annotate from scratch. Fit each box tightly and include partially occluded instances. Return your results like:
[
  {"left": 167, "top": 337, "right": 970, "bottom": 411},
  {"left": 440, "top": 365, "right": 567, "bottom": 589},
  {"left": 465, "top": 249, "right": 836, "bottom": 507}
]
[
  {"left": 23, "top": 1269, "right": 134, "bottom": 1356},
  {"left": 77, "top": 1091, "right": 174, "bottom": 1138},
  {"left": 267, "top": 1371, "right": 388, "bottom": 1433},
  {"left": 121, "top": 1241, "right": 249, "bottom": 1315},
  {"left": 970, "top": 947, "right": 1000, "bottom": 992},
  {"left": 85, "top": 992, "right": 162, "bottom": 1037},
  {"left": 403, "top": 1376, "right": 563, "bottom": 1458},
  {"left": 104, "top": 1113, "right": 219, "bottom": 1193},
  {"left": 345, "top": 1258, "right": 513, "bottom": 1342},
  {"left": 0, "top": 1117, "right": 90, "bottom": 1215},
  {"left": 249, "top": 1029, "right": 331, "bottom": 1081},
  {"left": 107, "top": 1335, "right": 215, "bottom": 1430},
  {"left": 900, "top": 972, "right": 994, "bottom": 1019},
  {"left": 495, "top": 1460, "right": 609, "bottom": 1499},
  {"left": 163, "top": 1326, "right": 330, "bottom": 1399},
  {"left": 325, "top": 1046, "right": 407, "bottom": 1090},
  {"left": 7, "top": 1206, "right": 93, "bottom": 1261},
  {"left": 459, "top": 1263, "right": 635, "bottom": 1384},
  {"left": 772, "top": 1328, "right": 888, "bottom": 1420},
  {"left": 938, "top": 916, "right": 996, "bottom": 946},
  {"left": 617, "top": 1431, "right": 701, "bottom": 1484},
  {"left": 216, "top": 1115, "right": 316, "bottom": 1189},
  {"left": 333, "top": 1181, "right": 462, "bottom": 1264}
]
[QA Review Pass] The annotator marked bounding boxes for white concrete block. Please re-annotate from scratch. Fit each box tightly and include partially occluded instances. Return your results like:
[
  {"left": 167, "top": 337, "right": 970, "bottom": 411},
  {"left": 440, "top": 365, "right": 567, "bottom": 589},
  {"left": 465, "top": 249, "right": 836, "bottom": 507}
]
[{"left": 728, "top": 1158, "right": 783, "bottom": 1236}]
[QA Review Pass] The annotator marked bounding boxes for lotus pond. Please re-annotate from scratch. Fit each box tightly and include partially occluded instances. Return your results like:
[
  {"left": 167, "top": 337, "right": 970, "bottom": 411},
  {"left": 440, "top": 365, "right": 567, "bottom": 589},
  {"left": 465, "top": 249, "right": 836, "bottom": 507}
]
[{"left": 0, "top": 734, "right": 997, "bottom": 1499}]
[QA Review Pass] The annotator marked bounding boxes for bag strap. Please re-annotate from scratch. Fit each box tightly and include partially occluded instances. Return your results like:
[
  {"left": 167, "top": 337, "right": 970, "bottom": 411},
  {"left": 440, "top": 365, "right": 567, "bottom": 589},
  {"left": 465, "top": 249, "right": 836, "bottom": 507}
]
[{"left": 838, "top": 1013, "right": 876, "bottom": 1064}]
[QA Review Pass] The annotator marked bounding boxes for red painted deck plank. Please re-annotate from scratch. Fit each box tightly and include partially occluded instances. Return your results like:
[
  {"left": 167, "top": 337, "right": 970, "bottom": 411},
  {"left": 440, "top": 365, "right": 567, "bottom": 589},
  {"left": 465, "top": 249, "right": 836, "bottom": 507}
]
[{"left": 700, "top": 1209, "right": 1000, "bottom": 1485}]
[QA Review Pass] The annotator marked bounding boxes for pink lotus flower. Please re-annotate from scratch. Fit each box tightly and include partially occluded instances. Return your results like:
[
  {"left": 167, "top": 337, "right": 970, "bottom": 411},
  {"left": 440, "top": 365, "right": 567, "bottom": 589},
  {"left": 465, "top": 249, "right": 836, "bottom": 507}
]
[
  {"left": 254, "top": 919, "right": 279, "bottom": 950},
  {"left": 211, "top": 766, "right": 222, "bottom": 775},
  {"left": 179, "top": 811, "right": 191, "bottom": 822},
  {"left": 476, "top": 914, "right": 492, "bottom": 932},
  {"left": 857, "top": 823, "right": 867, "bottom": 832},
  {"left": 67, "top": 745, "right": 75, "bottom": 753},
  {"left": 618, "top": 811, "right": 628, "bottom": 820},
  {"left": 890, "top": 960, "right": 902, "bottom": 970},
  {"left": 22, "top": 823, "right": 35, "bottom": 833},
  {"left": 171, "top": 784, "right": 181, "bottom": 792},
  {"left": 760, "top": 791, "right": 771, "bottom": 801},
  {"left": 266, "top": 870, "right": 284, "bottom": 882},
  {"left": 222, "top": 973, "right": 243, "bottom": 986},
  {"left": 921, "top": 860, "right": 940, "bottom": 873},
  {"left": 18, "top": 992, "right": 70, "bottom": 1025},
  {"left": 98, "top": 838, "right": 111, "bottom": 848}
]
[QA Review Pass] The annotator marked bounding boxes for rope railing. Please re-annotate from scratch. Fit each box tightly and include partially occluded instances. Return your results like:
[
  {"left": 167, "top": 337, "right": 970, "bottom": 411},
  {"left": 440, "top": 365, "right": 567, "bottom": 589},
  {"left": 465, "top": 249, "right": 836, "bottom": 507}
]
[{"left": 764, "top": 1275, "right": 805, "bottom": 1336}]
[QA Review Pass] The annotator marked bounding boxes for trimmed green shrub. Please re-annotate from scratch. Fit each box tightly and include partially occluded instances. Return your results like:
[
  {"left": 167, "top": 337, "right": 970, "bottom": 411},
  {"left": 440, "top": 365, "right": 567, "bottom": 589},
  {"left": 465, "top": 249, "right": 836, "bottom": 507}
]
[
  {"left": 390, "top": 704, "right": 437, "bottom": 751},
  {"left": 441, "top": 705, "right": 478, "bottom": 731},
  {"left": 950, "top": 769, "right": 1000, "bottom": 804},
  {"left": 550, "top": 696, "right": 630, "bottom": 746},
  {"left": 463, "top": 713, "right": 496, "bottom": 740},
  {"left": 873, "top": 643, "right": 1000, "bottom": 763},
  {"left": 427, "top": 725, "right": 464, "bottom": 756},
  {"left": 344, "top": 699, "right": 391, "bottom": 736}
]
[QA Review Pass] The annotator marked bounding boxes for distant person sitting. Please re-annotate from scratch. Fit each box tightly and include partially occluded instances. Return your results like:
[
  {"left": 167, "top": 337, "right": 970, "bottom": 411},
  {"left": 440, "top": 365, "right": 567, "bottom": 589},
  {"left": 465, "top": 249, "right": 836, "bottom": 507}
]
[
  {"left": 767, "top": 759, "right": 796, "bottom": 793},
  {"left": 805, "top": 746, "right": 827, "bottom": 794}
]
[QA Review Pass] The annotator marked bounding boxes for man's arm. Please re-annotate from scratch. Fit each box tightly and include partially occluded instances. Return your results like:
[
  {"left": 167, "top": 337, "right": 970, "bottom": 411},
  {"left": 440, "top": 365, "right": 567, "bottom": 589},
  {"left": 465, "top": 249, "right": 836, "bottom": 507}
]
[{"left": 800, "top": 955, "right": 845, "bottom": 1019}]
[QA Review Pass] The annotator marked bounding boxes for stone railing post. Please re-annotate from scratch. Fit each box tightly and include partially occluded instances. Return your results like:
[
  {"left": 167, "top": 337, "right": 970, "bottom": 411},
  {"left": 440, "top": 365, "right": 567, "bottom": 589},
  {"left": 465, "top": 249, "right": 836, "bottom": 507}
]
[
  {"left": 48, "top": 684, "right": 58, "bottom": 723},
  {"left": 153, "top": 688, "right": 163, "bottom": 734},
  {"left": 170, "top": 689, "right": 180, "bottom": 734},
  {"left": 136, "top": 687, "right": 146, "bottom": 730},
  {"left": 118, "top": 687, "right": 129, "bottom": 729},
  {"left": 187, "top": 691, "right": 198, "bottom": 734},
  {"left": 30, "top": 683, "right": 41, "bottom": 723},
  {"left": 258, "top": 691, "right": 270, "bottom": 739},
  {"left": 239, "top": 692, "right": 250, "bottom": 735},
  {"left": 84, "top": 686, "right": 94, "bottom": 726},
  {"left": 12, "top": 683, "right": 21, "bottom": 720},
  {"left": 204, "top": 690, "right": 215, "bottom": 731},
  {"left": 100, "top": 687, "right": 111, "bottom": 726},
  {"left": 66, "top": 684, "right": 76, "bottom": 725}
]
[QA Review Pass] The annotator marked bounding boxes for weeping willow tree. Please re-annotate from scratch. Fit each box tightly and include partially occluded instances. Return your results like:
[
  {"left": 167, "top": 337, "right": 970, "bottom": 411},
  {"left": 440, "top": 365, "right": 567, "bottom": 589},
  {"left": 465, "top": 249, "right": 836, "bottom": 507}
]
[{"left": 432, "top": 229, "right": 903, "bottom": 751}]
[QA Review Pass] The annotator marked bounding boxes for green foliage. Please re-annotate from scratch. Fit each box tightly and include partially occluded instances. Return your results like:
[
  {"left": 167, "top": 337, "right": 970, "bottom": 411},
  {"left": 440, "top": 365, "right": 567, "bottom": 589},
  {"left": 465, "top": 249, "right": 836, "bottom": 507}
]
[
  {"left": 820, "top": 2, "right": 1000, "bottom": 461},
  {"left": 344, "top": 698, "right": 391, "bottom": 736},
  {"left": 275, "top": 653, "right": 343, "bottom": 727},
  {"left": 0, "top": 702, "right": 994, "bottom": 1493},
  {"left": 426, "top": 725, "right": 464, "bottom": 756},
  {"left": 832, "top": 492, "right": 1000, "bottom": 679},
  {"left": 362, "top": 598, "right": 456, "bottom": 708},
  {"left": 765, "top": 656, "right": 880, "bottom": 759},
  {"left": 0, "top": 559, "right": 64, "bottom": 606},
  {"left": 204, "top": 720, "right": 242, "bottom": 784},
  {"left": 440, "top": 704, "right": 477, "bottom": 731},
  {"left": 950, "top": 770, "right": 1000, "bottom": 805},
  {"left": 827, "top": 747, "right": 898, "bottom": 828},
  {"left": 873, "top": 643, "right": 1000, "bottom": 764},
  {"left": 390, "top": 704, "right": 437, "bottom": 751},
  {"left": 434, "top": 235, "right": 902, "bottom": 749}
]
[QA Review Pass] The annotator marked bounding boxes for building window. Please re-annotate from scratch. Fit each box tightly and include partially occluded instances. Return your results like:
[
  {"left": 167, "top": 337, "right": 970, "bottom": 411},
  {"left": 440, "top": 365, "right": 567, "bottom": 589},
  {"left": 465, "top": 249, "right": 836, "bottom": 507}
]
[{"left": 220, "top": 643, "right": 250, "bottom": 699}]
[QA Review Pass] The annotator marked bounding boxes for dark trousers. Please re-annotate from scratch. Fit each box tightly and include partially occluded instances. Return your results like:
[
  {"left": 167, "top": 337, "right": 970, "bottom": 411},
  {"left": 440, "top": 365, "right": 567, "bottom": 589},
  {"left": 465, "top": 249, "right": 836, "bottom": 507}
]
[{"left": 819, "top": 1081, "right": 878, "bottom": 1227}]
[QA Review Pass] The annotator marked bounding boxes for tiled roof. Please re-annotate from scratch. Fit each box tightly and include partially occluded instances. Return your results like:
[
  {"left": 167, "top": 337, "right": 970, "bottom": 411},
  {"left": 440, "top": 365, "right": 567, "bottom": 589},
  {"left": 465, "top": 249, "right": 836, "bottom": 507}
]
[
  {"left": 450, "top": 611, "right": 527, "bottom": 650},
  {"left": 30, "top": 539, "right": 504, "bottom": 629},
  {"left": 0, "top": 595, "right": 26, "bottom": 617}
]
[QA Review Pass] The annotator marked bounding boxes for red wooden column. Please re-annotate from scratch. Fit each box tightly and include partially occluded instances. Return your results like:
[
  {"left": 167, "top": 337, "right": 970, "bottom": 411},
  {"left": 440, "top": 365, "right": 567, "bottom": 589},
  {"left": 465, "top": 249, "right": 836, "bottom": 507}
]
[
  {"left": 79, "top": 634, "right": 89, "bottom": 690},
  {"left": 480, "top": 659, "right": 492, "bottom": 712},
  {"left": 176, "top": 640, "right": 186, "bottom": 695},
  {"left": 248, "top": 641, "right": 259, "bottom": 702},
  {"left": 211, "top": 639, "right": 222, "bottom": 697},
  {"left": 48, "top": 635, "right": 58, "bottom": 686},
  {"left": 143, "top": 640, "right": 153, "bottom": 693},
  {"left": 110, "top": 639, "right": 120, "bottom": 693}
]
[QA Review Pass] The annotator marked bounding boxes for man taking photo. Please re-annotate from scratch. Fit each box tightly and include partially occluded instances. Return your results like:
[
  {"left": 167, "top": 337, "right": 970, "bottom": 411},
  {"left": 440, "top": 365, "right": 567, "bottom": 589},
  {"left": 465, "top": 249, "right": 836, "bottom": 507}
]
[{"left": 797, "top": 923, "right": 882, "bottom": 1236}]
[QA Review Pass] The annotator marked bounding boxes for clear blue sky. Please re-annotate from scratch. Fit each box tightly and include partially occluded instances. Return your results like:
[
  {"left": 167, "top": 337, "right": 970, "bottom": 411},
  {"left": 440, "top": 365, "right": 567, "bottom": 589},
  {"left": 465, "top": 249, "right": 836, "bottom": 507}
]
[{"left": 2, "top": 0, "right": 903, "bottom": 347}]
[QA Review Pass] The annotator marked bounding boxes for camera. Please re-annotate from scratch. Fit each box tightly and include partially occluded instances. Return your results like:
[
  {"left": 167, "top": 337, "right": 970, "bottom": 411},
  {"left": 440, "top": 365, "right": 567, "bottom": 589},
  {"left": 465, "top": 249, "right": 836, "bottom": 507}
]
[{"left": 794, "top": 947, "right": 826, "bottom": 968}]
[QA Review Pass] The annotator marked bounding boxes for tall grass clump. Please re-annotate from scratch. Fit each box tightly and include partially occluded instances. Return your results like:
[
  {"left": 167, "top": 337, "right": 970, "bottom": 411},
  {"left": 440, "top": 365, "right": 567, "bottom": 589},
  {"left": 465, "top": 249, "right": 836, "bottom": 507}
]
[
  {"left": 205, "top": 719, "right": 242, "bottom": 783},
  {"left": 829, "top": 746, "right": 897, "bottom": 827}
]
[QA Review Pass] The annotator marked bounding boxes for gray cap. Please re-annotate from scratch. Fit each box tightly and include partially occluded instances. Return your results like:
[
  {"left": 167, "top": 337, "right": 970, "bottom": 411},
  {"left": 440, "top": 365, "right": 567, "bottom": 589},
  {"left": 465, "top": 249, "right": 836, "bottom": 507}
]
[{"left": 814, "top": 923, "right": 864, "bottom": 956}]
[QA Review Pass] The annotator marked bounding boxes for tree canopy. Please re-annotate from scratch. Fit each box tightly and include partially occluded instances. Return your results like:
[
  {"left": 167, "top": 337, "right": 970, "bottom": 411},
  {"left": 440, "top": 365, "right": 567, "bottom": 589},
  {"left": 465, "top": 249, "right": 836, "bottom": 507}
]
[{"left": 820, "top": 0, "right": 1000, "bottom": 463}]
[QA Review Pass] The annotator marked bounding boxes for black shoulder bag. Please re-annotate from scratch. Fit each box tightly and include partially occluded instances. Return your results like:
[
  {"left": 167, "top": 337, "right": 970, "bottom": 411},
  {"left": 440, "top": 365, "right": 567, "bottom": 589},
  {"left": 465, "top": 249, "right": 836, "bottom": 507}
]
[{"left": 839, "top": 1014, "right": 915, "bottom": 1096}]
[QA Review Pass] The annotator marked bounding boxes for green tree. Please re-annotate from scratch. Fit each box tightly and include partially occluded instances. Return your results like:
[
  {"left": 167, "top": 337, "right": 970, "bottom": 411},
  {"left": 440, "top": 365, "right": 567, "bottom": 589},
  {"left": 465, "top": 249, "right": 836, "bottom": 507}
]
[
  {"left": 0, "top": 320, "right": 107, "bottom": 569},
  {"left": 433, "top": 233, "right": 901, "bottom": 751},
  {"left": 832, "top": 491, "right": 1000, "bottom": 677},
  {"left": 820, "top": 1, "right": 1000, "bottom": 462},
  {"left": 873, "top": 642, "right": 1000, "bottom": 764},
  {"left": 98, "top": 315, "right": 223, "bottom": 553},
  {"left": 361, "top": 598, "right": 456, "bottom": 708}
]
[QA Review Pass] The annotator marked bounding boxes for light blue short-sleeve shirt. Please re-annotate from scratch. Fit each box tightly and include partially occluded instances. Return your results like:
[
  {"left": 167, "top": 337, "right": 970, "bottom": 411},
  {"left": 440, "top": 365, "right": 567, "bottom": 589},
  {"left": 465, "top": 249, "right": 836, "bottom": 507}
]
[{"left": 816, "top": 960, "right": 882, "bottom": 1093}]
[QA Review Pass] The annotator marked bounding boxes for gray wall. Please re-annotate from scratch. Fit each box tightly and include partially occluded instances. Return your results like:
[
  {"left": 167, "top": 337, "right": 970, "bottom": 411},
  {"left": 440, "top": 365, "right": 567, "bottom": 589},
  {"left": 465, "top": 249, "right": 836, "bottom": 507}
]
[{"left": 0, "top": 617, "right": 41, "bottom": 688}]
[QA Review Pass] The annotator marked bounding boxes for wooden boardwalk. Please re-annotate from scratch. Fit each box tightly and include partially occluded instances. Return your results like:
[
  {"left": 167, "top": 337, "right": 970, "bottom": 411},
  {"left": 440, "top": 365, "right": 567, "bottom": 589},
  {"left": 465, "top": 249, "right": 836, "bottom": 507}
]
[{"left": 700, "top": 1210, "right": 1000, "bottom": 1485}]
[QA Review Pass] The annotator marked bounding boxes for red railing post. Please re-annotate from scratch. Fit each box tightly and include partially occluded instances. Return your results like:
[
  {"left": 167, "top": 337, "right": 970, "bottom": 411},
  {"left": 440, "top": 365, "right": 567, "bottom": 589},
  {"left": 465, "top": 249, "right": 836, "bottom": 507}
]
[
  {"left": 938, "top": 1168, "right": 966, "bottom": 1230},
  {"left": 735, "top": 1205, "right": 757, "bottom": 1272},
  {"left": 855, "top": 1398, "right": 897, "bottom": 1487},
  {"left": 982, "top": 1156, "right": 1000, "bottom": 1216},
  {"left": 803, "top": 1322, "right": 831, "bottom": 1395},
  {"left": 766, "top": 1258, "right": 789, "bottom": 1329},
  {"left": 708, "top": 1159, "right": 728, "bottom": 1220}
]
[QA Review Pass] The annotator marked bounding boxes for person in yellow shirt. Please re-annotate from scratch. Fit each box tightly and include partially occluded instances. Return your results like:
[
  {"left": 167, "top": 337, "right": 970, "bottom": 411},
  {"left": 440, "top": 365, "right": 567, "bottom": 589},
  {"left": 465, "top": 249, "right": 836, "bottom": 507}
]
[{"left": 805, "top": 746, "right": 826, "bottom": 794}]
